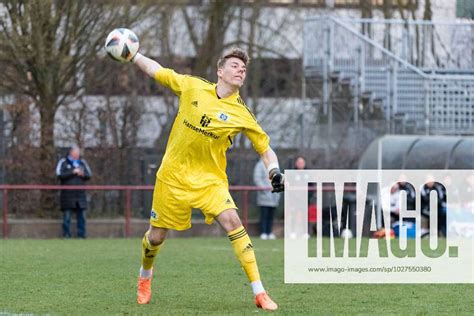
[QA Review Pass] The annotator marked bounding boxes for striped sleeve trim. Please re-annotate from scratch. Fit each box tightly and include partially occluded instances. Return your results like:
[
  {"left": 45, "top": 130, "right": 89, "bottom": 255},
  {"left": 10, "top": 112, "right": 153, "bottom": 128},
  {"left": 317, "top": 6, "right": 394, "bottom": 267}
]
[
  {"left": 190, "top": 75, "right": 213, "bottom": 85},
  {"left": 237, "top": 96, "right": 257, "bottom": 121}
]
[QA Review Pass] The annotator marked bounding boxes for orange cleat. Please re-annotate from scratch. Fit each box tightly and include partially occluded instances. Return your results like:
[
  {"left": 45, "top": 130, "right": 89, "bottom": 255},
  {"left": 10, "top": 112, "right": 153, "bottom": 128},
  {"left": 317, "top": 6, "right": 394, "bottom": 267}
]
[
  {"left": 255, "top": 292, "right": 278, "bottom": 311},
  {"left": 137, "top": 276, "right": 153, "bottom": 304}
]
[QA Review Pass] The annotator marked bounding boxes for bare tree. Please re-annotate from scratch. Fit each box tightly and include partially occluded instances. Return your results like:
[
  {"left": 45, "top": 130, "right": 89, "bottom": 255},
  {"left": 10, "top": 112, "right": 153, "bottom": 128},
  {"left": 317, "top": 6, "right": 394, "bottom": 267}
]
[
  {"left": 0, "top": 0, "right": 157, "bottom": 210},
  {"left": 2, "top": 96, "right": 43, "bottom": 216},
  {"left": 181, "top": 1, "right": 241, "bottom": 79}
]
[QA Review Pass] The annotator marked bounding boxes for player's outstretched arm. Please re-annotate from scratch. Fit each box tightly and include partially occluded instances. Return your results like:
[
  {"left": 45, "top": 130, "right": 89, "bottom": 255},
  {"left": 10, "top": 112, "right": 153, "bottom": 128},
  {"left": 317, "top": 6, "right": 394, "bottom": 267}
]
[
  {"left": 132, "top": 53, "right": 162, "bottom": 78},
  {"left": 260, "top": 147, "right": 284, "bottom": 193}
]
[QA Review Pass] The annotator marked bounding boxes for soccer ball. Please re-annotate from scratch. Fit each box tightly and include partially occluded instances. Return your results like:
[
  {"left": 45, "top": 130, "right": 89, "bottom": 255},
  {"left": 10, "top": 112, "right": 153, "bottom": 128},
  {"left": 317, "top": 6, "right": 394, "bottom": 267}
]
[
  {"left": 340, "top": 229, "right": 353, "bottom": 239},
  {"left": 104, "top": 28, "right": 139, "bottom": 63}
]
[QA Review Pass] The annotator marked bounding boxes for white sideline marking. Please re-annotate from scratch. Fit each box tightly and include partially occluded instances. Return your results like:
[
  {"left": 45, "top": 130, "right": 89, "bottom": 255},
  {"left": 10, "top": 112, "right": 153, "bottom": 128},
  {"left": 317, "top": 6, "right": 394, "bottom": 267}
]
[{"left": 0, "top": 312, "right": 49, "bottom": 316}]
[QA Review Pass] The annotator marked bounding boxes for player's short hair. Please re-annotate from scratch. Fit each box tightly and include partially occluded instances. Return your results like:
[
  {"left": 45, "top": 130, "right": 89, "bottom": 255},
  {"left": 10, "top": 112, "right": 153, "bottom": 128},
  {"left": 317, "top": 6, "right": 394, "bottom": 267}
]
[{"left": 217, "top": 47, "right": 250, "bottom": 69}]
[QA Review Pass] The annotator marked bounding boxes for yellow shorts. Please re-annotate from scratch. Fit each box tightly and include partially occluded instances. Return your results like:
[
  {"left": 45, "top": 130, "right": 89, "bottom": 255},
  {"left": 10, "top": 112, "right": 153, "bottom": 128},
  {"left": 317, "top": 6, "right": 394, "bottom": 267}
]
[{"left": 150, "top": 179, "right": 237, "bottom": 230}]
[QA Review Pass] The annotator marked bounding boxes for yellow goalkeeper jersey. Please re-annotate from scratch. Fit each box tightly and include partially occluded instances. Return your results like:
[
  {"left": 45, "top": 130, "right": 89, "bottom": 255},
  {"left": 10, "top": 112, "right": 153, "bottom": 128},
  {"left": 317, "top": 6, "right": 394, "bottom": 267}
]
[{"left": 154, "top": 68, "right": 270, "bottom": 189}]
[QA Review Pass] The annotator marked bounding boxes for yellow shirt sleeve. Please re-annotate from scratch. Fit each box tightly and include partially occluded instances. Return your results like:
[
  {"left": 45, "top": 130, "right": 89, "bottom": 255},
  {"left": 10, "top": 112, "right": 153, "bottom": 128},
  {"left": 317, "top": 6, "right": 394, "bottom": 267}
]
[
  {"left": 243, "top": 119, "right": 270, "bottom": 155},
  {"left": 154, "top": 68, "right": 187, "bottom": 96}
]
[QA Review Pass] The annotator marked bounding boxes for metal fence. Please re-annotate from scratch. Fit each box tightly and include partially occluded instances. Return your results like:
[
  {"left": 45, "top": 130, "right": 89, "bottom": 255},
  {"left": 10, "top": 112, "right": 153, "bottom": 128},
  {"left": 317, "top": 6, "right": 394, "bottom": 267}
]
[
  {"left": 303, "top": 16, "right": 474, "bottom": 135},
  {"left": 337, "top": 18, "right": 474, "bottom": 71},
  {"left": 0, "top": 184, "right": 269, "bottom": 239}
]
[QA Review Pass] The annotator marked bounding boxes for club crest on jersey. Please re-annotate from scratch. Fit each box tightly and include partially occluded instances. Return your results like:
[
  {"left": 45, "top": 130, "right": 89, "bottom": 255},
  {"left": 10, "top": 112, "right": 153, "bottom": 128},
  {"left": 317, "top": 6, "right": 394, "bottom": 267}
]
[{"left": 217, "top": 112, "right": 230, "bottom": 122}]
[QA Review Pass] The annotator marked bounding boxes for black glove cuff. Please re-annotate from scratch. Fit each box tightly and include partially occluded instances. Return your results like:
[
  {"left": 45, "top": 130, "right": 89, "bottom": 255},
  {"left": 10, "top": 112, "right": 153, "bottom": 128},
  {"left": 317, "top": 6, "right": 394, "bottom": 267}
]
[{"left": 269, "top": 168, "right": 280, "bottom": 179}]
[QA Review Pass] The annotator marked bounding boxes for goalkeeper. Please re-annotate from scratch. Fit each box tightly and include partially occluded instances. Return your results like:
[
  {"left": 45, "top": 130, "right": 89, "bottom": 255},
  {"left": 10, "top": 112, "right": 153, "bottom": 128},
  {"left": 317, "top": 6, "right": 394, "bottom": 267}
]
[{"left": 132, "top": 47, "right": 284, "bottom": 311}]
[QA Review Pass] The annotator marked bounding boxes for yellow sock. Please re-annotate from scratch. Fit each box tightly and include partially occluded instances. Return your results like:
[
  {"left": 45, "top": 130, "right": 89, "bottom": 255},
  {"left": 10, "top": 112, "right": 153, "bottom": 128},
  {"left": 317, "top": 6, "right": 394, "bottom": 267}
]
[
  {"left": 228, "top": 226, "right": 261, "bottom": 282},
  {"left": 141, "top": 231, "right": 163, "bottom": 271}
]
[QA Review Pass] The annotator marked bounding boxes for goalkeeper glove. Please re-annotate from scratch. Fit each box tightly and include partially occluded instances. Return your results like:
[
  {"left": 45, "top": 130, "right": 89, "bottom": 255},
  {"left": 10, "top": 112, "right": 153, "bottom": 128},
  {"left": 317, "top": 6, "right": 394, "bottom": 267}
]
[{"left": 269, "top": 168, "right": 284, "bottom": 193}]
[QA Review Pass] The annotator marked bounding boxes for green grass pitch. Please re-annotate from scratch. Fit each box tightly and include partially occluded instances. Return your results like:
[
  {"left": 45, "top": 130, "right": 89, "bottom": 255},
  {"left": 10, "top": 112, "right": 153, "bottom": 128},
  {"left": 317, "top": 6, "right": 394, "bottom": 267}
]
[{"left": 1, "top": 238, "right": 472, "bottom": 315}]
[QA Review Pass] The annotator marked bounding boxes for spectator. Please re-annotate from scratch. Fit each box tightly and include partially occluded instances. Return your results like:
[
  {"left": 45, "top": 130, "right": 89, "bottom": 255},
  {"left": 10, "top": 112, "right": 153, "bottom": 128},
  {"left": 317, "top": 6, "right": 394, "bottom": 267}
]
[
  {"left": 294, "top": 155, "right": 306, "bottom": 170},
  {"left": 293, "top": 156, "right": 315, "bottom": 236},
  {"left": 388, "top": 176, "right": 416, "bottom": 239},
  {"left": 55, "top": 146, "right": 92, "bottom": 238},
  {"left": 390, "top": 175, "right": 416, "bottom": 221},
  {"left": 287, "top": 155, "right": 316, "bottom": 238},
  {"left": 420, "top": 175, "right": 447, "bottom": 237},
  {"left": 253, "top": 158, "right": 280, "bottom": 240}
]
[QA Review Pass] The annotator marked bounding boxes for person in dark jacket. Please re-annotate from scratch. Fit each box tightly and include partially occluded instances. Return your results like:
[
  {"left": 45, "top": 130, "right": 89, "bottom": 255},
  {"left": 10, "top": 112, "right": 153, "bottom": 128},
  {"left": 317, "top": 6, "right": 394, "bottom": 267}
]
[
  {"left": 420, "top": 175, "right": 447, "bottom": 237},
  {"left": 55, "top": 146, "right": 92, "bottom": 238}
]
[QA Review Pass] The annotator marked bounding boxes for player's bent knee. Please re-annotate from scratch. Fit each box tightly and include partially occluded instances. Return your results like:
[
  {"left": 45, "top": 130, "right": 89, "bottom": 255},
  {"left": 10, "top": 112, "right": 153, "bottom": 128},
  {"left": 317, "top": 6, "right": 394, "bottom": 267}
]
[
  {"left": 227, "top": 218, "right": 242, "bottom": 231},
  {"left": 216, "top": 209, "right": 242, "bottom": 232},
  {"left": 231, "top": 220, "right": 242, "bottom": 231},
  {"left": 148, "top": 227, "right": 168, "bottom": 246},
  {"left": 148, "top": 234, "right": 165, "bottom": 246}
]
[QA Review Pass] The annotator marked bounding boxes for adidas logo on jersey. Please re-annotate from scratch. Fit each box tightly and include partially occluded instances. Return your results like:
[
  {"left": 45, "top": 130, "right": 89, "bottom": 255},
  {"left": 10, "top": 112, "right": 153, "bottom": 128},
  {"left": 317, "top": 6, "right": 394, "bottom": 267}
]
[{"left": 191, "top": 100, "right": 198, "bottom": 107}]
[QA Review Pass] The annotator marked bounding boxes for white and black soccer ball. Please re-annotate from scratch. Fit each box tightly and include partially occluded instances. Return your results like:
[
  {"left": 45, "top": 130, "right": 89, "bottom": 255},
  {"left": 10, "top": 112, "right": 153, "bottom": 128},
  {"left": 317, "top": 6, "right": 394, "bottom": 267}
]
[{"left": 104, "top": 28, "right": 139, "bottom": 63}]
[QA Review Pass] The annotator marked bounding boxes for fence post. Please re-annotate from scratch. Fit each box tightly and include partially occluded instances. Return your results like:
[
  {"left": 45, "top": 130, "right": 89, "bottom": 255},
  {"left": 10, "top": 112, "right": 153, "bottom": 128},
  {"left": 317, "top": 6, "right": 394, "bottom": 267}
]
[
  {"left": 2, "top": 188, "right": 8, "bottom": 239},
  {"left": 242, "top": 190, "right": 249, "bottom": 230},
  {"left": 125, "top": 189, "right": 131, "bottom": 237},
  {"left": 322, "top": 18, "right": 330, "bottom": 116},
  {"left": 424, "top": 79, "right": 430, "bottom": 135}
]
